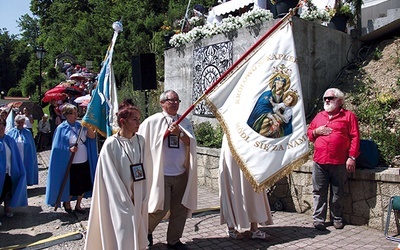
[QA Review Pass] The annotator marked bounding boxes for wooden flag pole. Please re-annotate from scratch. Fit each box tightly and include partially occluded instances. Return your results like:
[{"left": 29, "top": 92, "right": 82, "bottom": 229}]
[{"left": 54, "top": 126, "right": 84, "bottom": 211}]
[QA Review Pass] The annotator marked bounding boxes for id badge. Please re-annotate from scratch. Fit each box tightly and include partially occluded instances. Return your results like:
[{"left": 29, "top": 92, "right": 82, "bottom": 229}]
[
  {"left": 130, "top": 163, "right": 146, "bottom": 182},
  {"left": 168, "top": 134, "right": 180, "bottom": 148}
]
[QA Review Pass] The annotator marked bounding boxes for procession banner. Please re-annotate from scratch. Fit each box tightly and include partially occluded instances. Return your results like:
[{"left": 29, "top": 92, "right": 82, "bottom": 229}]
[
  {"left": 206, "top": 19, "right": 309, "bottom": 192},
  {"left": 82, "top": 21, "right": 122, "bottom": 137}
]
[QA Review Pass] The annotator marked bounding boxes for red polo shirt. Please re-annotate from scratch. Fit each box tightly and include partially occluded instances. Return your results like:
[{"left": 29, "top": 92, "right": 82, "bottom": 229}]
[{"left": 307, "top": 108, "right": 360, "bottom": 165}]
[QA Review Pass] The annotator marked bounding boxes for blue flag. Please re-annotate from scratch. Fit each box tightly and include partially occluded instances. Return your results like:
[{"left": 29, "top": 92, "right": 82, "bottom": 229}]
[{"left": 82, "top": 21, "right": 122, "bottom": 137}]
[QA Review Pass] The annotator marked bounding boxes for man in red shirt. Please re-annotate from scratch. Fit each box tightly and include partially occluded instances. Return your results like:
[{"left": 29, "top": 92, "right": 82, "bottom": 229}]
[{"left": 307, "top": 88, "right": 360, "bottom": 230}]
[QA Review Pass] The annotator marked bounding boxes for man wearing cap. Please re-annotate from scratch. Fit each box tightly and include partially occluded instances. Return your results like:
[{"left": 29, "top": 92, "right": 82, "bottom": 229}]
[{"left": 38, "top": 114, "right": 51, "bottom": 151}]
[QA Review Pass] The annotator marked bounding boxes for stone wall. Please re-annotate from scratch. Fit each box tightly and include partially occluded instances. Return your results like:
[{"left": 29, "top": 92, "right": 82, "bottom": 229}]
[
  {"left": 164, "top": 17, "right": 362, "bottom": 126},
  {"left": 197, "top": 147, "right": 400, "bottom": 232}
]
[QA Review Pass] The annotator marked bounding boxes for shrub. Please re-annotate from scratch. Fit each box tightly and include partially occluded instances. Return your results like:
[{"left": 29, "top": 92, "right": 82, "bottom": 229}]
[
  {"left": 193, "top": 121, "right": 223, "bottom": 148},
  {"left": 352, "top": 94, "right": 400, "bottom": 167},
  {"left": 7, "top": 87, "right": 22, "bottom": 97}
]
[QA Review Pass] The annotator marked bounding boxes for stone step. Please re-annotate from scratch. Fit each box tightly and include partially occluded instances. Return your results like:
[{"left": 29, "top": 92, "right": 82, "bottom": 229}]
[{"left": 360, "top": 7, "right": 400, "bottom": 41}]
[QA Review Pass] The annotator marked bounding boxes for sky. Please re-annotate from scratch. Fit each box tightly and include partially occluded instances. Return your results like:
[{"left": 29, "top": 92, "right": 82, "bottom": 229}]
[{"left": 0, "top": 0, "right": 33, "bottom": 35}]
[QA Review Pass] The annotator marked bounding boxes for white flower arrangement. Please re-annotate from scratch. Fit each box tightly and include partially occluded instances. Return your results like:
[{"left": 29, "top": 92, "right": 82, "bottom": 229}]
[
  {"left": 298, "top": 0, "right": 332, "bottom": 24},
  {"left": 169, "top": 7, "right": 273, "bottom": 48},
  {"left": 300, "top": 8, "right": 331, "bottom": 22},
  {"left": 240, "top": 7, "right": 274, "bottom": 27},
  {"left": 188, "top": 16, "right": 205, "bottom": 27}
]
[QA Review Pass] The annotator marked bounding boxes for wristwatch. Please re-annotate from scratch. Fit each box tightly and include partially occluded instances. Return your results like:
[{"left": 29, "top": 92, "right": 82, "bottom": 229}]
[
  {"left": 349, "top": 156, "right": 356, "bottom": 161},
  {"left": 179, "top": 131, "right": 184, "bottom": 138}
]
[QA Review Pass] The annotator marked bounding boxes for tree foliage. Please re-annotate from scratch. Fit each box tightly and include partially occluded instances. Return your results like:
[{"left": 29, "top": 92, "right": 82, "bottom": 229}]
[
  {"left": 0, "top": 29, "right": 31, "bottom": 95},
  {"left": 0, "top": 0, "right": 216, "bottom": 99}
]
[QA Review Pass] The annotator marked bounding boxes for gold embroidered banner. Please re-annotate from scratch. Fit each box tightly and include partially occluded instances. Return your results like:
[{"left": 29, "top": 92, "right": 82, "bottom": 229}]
[{"left": 206, "top": 20, "right": 309, "bottom": 192}]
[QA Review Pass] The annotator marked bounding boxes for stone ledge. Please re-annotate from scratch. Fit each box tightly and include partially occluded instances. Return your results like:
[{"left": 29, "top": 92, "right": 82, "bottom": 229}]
[
  {"left": 295, "top": 160, "right": 400, "bottom": 182},
  {"left": 197, "top": 149, "right": 400, "bottom": 231}
]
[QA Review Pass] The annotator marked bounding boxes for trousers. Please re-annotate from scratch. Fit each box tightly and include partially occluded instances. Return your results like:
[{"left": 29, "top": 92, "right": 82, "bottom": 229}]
[
  {"left": 148, "top": 172, "right": 188, "bottom": 245},
  {"left": 312, "top": 162, "right": 347, "bottom": 223}
]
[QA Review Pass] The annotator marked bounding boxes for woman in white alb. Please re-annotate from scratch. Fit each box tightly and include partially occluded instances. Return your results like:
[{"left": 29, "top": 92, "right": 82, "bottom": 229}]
[{"left": 85, "top": 106, "right": 148, "bottom": 250}]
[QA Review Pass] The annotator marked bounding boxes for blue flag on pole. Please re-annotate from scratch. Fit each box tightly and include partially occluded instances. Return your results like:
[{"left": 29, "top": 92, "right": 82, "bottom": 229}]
[{"left": 82, "top": 21, "right": 122, "bottom": 137}]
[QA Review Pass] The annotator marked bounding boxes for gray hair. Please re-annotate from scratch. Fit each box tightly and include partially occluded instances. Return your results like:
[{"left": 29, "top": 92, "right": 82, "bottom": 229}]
[
  {"left": 62, "top": 103, "right": 77, "bottom": 116},
  {"left": 160, "top": 89, "right": 178, "bottom": 102},
  {"left": 14, "top": 114, "right": 25, "bottom": 125},
  {"left": 324, "top": 88, "right": 345, "bottom": 105}
]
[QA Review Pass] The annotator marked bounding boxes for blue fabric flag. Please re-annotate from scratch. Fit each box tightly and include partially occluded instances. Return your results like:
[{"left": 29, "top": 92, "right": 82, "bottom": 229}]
[{"left": 82, "top": 21, "right": 122, "bottom": 137}]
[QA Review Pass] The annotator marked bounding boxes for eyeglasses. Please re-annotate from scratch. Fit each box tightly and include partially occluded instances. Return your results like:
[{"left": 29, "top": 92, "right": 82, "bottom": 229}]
[
  {"left": 165, "top": 99, "right": 181, "bottom": 103},
  {"left": 323, "top": 96, "right": 336, "bottom": 101}
]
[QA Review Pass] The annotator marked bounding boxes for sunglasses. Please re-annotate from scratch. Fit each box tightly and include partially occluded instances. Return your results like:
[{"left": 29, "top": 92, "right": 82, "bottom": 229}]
[{"left": 324, "top": 96, "right": 336, "bottom": 101}]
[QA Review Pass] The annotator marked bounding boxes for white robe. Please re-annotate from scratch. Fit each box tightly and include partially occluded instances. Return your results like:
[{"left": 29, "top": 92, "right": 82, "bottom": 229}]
[
  {"left": 138, "top": 112, "right": 197, "bottom": 215},
  {"left": 219, "top": 136, "right": 273, "bottom": 230},
  {"left": 85, "top": 134, "right": 148, "bottom": 250}
]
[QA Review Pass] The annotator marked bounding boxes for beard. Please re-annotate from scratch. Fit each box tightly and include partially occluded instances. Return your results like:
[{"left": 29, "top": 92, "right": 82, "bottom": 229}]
[{"left": 324, "top": 101, "right": 337, "bottom": 112}]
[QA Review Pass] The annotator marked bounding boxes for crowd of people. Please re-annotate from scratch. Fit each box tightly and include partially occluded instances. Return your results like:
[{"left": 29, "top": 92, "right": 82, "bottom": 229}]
[{"left": 0, "top": 87, "right": 360, "bottom": 249}]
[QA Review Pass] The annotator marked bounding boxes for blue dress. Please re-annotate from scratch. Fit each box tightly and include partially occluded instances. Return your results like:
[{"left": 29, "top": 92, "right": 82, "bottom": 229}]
[
  {"left": 45, "top": 121, "right": 98, "bottom": 207},
  {"left": 6, "top": 127, "right": 38, "bottom": 186},
  {"left": 0, "top": 134, "right": 28, "bottom": 207}
]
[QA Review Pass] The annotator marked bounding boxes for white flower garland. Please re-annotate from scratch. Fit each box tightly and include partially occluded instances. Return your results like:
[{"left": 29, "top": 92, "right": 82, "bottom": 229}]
[{"left": 169, "top": 7, "right": 274, "bottom": 48}]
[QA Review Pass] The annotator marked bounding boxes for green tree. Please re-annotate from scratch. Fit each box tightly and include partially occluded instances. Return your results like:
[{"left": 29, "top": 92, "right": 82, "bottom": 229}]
[
  {"left": 0, "top": 29, "right": 31, "bottom": 96},
  {"left": 10, "top": 0, "right": 217, "bottom": 101}
]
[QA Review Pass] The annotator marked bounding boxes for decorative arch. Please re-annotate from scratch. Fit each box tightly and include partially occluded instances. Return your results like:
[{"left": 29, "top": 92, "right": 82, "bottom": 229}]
[{"left": 54, "top": 49, "right": 78, "bottom": 72}]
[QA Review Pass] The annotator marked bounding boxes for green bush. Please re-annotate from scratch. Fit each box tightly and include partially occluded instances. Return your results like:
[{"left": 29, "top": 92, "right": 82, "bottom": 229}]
[
  {"left": 7, "top": 87, "right": 22, "bottom": 97},
  {"left": 193, "top": 121, "right": 223, "bottom": 148},
  {"left": 352, "top": 94, "right": 400, "bottom": 166}
]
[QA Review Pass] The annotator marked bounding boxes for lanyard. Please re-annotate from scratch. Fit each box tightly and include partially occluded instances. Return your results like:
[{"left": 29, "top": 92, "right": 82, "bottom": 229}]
[
  {"left": 163, "top": 114, "right": 180, "bottom": 125},
  {"left": 115, "top": 134, "right": 142, "bottom": 164}
]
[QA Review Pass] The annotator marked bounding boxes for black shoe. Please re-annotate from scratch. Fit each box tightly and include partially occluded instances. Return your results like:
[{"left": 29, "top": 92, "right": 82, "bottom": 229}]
[
  {"left": 148, "top": 234, "right": 153, "bottom": 247},
  {"left": 74, "top": 208, "right": 86, "bottom": 214},
  {"left": 62, "top": 203, "right": 73, "bottom": 214},
  {"left": 313, "top": 221, "right": 326, "bottom": 231},
  {"left": 167, "top": 241, "right": 188, "bottom": 250},
  {"left": 333, "top": 221, "right": 344, "bottom": 229}
]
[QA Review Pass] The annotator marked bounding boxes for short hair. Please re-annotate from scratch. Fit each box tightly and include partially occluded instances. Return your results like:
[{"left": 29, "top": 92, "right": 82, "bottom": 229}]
[
  {"left": 160, "top": 89, "right": 178, "bottom": 102},
  {"left": 14, "top": 114, "right": 25, "bottom": 125},
  {"left": 324, "top": 88, "right": 345, "bottom": 105},
  {"left": 117, "top": 106, "right": 141, "bottom": 127},
  {"left": 62, "top": 103, "right": 77, "bottom": 116}
]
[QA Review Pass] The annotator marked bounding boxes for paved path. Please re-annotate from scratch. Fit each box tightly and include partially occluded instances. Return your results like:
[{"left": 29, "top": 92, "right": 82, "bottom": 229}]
[{"left": 0, "top": 150, "right": 398, "bottom": 249}]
